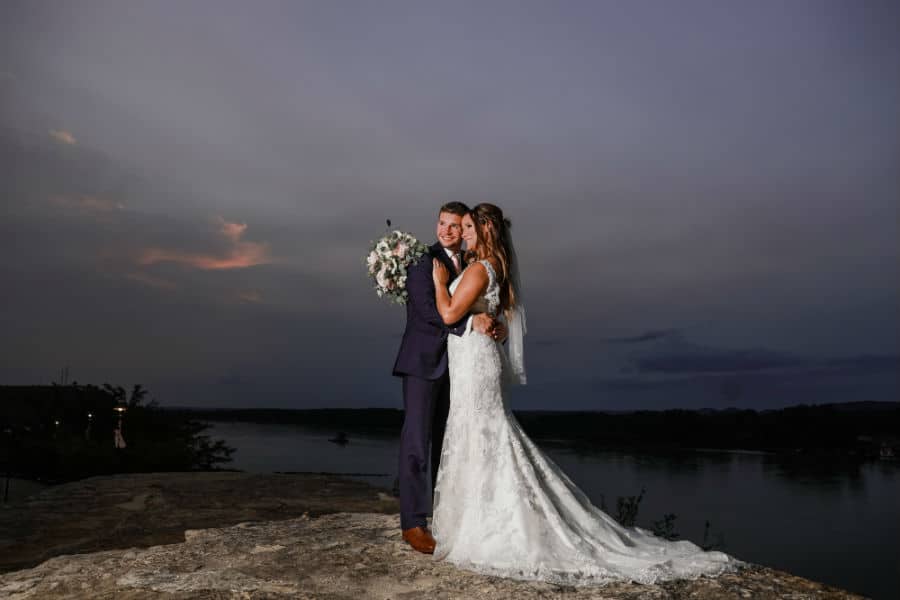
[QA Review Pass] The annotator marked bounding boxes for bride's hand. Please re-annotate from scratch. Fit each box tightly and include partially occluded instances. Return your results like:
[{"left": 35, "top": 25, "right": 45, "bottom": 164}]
[{"left": 432, "top": 258, "right": 450, "bottom": 286}]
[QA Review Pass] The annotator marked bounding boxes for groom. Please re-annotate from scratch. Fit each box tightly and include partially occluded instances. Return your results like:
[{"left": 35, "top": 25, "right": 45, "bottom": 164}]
[{"left": 392, "top": 201, "right": 498, "bottom": 554}]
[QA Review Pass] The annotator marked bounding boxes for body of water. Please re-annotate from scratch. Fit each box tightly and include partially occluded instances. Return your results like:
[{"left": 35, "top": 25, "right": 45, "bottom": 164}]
[{"left": 208, "top": 421, "right": 899, "bottom": 599}]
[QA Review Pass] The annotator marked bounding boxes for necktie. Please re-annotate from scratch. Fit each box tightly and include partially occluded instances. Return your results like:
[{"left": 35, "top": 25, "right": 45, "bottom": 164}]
[{"left": 451, "top": 253, "right": 461, "bottom": 273}]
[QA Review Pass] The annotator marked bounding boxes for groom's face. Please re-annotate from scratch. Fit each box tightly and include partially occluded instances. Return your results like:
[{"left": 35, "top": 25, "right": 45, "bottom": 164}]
[{"left": 436, "top": 211, "right": 463, "bottom": 251}]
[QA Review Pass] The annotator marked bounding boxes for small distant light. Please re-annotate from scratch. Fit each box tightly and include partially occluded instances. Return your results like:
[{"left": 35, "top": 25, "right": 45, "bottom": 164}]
[
  {"left": 54, "top": 420, "right": 60, "bottom": 426},
  {"left": 88, "top": 413, "right": 93, "bottom": 419}
]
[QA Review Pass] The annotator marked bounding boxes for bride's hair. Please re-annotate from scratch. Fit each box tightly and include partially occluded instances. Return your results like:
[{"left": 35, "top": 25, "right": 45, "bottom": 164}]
[{"left": 466, "top": 203, "right": 517, "bottom": 313}]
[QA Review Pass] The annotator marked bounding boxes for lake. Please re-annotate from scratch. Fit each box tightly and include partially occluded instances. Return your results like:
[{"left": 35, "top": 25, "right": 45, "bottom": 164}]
[{"left": 208, "top": 421, "right": 899, "bottom": 599}]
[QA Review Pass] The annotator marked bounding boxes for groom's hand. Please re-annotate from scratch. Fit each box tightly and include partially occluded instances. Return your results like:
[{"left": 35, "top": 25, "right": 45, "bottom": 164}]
[
  {"left": 471, "top": 313, "right": 494, "bottom": 336},
  {"left": 471, "top": 314, "right": 508, "bottom": 342},
  {"left": 492, "top": 321, "right": 508, "bottom": 343}
]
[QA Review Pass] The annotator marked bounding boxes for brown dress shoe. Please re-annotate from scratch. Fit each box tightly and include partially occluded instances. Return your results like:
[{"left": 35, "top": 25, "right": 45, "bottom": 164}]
[{"left": 402, "top": 526, "right": 436, "bottom": 554}]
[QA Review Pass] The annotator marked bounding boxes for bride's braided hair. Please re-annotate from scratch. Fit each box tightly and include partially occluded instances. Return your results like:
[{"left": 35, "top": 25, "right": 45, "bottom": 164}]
[{"left": 466, "top": 203, "right": 517, "bottom": 314}]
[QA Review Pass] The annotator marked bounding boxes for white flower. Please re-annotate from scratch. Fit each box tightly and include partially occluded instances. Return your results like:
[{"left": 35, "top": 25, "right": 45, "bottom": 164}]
[
  {"left": 367, "top": 251, "right": 378, "bottom": 267},
  {"left": 375, "top": 265, "right": 396, "bottom": 291},
  {"left": 393, "top": 241, "right": 409, "bottom": 258}
]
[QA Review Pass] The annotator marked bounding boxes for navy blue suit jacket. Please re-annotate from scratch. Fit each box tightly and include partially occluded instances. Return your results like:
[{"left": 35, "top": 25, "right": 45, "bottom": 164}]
[{"left": 392, "top": 242, "right": 467, "bottom": 380}]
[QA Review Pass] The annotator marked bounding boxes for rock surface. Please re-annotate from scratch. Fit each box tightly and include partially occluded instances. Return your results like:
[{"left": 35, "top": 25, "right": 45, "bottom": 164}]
[
  {"left": 0, "top": 471, "right": 398, "bottom": 574},
  {"left": 0, "top": 473, "right": 865, "bottom": 599}
]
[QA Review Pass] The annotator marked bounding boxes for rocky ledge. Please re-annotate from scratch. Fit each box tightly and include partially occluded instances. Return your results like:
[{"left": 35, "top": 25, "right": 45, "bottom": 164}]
[{"left": 0, "top": 473, "right": 864, "bottom": 599}]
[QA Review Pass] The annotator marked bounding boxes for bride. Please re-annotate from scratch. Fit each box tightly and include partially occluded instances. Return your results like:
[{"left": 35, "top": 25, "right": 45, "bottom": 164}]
[{"left": 429, "top": 203, "right": 742, "bottom": 586}]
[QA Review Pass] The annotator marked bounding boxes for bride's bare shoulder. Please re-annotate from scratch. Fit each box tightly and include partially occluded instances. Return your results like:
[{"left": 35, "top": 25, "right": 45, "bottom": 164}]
[{"left": 464, "top": 260, "right": 489, "bottom": 280}]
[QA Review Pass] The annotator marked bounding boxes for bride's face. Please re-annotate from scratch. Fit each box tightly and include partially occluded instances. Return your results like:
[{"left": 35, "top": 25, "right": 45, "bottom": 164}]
[{"left": 461, "top": 214, "right": 478, "bottom": 250}]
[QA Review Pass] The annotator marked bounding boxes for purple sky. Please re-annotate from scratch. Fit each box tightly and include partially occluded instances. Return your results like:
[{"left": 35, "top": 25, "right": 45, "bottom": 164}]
[{"left": 2, "top": 1, "right": 898, "bottom": 410}]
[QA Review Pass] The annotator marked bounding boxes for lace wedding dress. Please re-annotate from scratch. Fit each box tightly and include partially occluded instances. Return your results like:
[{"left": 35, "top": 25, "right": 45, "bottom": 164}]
[{"left": 431, "top": 260, "right": 742, "bottom": 586}]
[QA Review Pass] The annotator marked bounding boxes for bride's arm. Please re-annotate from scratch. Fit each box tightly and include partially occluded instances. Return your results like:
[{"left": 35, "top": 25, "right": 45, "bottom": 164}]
[{"left": 432, "top": 260, "right": 488, "bottom": 325}]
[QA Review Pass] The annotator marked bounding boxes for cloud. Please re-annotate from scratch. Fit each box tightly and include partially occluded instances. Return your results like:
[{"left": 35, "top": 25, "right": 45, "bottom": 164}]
[
  {"left": 635, "top": 348, "right": 899, "bottom": 378},
  {"left": 605, "top": 329, "right": 679, "bottom": 344},
  {"left": 49, "top": 129, "right": 77, "bottom": 145},
  {"left": 217, "top": 217, "right": 247, "bottom": 243},
  {"left": 636, "top": 351, "right": 802, "bottom": 374},
  {"left": 124, "top": 271, "right": 177, "bottom": 290},
  {"left": 236, "top": 290, "right": 263, "bottom": 304},
  {"left": 138, "top": 216, "right": 272, "bottom": 270},
  {"left": 138, "top": 246, "right": 270, "bottom": 270}
]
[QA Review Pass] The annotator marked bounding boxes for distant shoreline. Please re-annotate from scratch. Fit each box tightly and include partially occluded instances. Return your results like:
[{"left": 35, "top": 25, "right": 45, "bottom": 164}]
[
  {"left": 171, "top": 402, "right": 900, "bottom": 459},
  {"left": 164, "top": 401, "right": 899, "bottom": 415}
]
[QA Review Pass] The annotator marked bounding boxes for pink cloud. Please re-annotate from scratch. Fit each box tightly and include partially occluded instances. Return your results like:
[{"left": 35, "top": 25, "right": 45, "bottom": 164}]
[
  {"left": 138, "top": 216, "right": 272, "bottom": 270},
  {"left": 49, "top": 129, "right": 77, "bottom": 145},
  {"left": 216, "top": 216, "right": 248, "bottom": 243},
  {"left": 138, "top": 245, "right": 270, "bottom": 270}
]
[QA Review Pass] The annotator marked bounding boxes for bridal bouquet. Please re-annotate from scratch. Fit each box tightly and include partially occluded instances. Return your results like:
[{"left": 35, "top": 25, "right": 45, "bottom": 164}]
[{"left": 365, "top": 230, "right": 429, "bottom": 304}]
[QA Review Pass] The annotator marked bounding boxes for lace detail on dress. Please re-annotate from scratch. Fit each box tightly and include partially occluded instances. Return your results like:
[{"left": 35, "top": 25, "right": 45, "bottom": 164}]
[
  {"left": 478, "top": 259, "right": 501, "bottom": 316},
  {"left": 432, "top": 264, "right": 744, "bottom": 586}
]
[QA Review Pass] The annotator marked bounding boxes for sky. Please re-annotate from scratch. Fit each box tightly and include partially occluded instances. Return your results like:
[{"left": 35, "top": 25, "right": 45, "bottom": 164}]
[{"left": 2, "top": 0, "right": 898, "bottom": 410}]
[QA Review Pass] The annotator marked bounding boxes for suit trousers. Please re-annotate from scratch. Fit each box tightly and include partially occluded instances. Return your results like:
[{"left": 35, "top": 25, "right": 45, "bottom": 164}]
[{"left": 398, "top": 373, "right": 450, "bottom": 530}]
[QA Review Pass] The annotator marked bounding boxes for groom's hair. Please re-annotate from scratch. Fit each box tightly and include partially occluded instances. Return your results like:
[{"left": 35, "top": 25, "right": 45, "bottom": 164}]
[{"left": 439, "top": 201, "right": 470, "bottom": 216}]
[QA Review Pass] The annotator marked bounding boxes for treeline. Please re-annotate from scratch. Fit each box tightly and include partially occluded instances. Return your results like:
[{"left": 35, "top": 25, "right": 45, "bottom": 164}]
[
  {"left": 0, "top": 384, "right": 234, "bottom": 483},
  {"left": 179, "top": 402, "right": 900, "bottom": 456},
  {"left": 167, "top": 407, "right": 403, "bottom": 436},
  {"left": 514, "top": 402, "right": 900, "bottom": 455}
]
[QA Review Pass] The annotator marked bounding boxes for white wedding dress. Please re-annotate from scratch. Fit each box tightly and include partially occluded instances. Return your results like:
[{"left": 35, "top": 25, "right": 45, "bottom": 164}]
[{"left": 431, "top": 260, "right": 742, "bottom": 586}]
